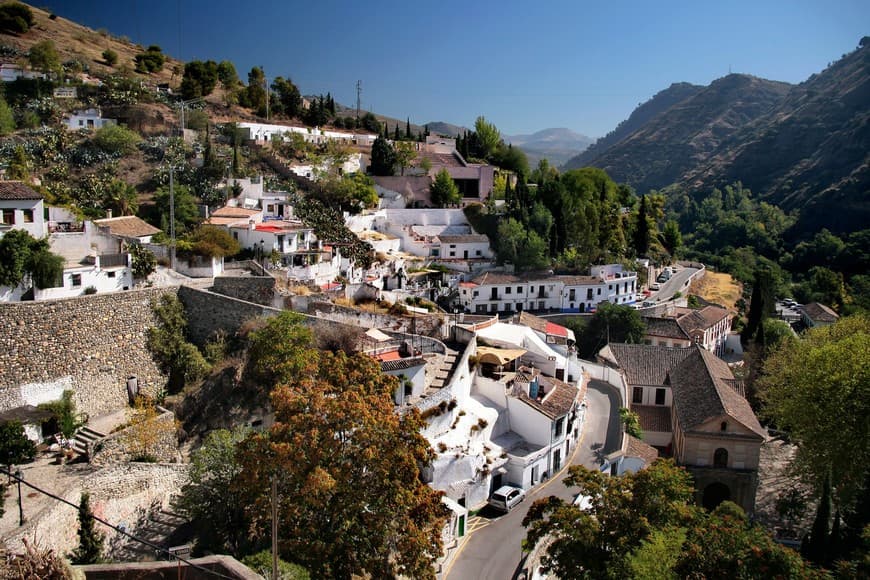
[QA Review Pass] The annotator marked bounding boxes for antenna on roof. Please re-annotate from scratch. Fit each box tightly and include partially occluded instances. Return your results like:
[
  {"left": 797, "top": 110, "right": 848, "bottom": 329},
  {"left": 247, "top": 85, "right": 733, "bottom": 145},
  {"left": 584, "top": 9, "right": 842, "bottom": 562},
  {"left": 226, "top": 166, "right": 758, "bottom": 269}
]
[{"left": 356, "top": 80, "right": 362, "bottom": 120}]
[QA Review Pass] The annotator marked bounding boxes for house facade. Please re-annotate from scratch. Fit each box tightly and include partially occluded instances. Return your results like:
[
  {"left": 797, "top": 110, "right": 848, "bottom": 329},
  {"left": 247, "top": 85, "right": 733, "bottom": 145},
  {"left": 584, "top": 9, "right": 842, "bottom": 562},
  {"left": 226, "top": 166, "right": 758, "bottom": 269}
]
[
  {"left": 0, "top": 181, "right": 46, "bottom": 238},
  {"left": 63, "top": 109, "right": 116, "bottom": 131},
  {"left": 458, "top": 264, "right": 638, "bottom": 314},
  {"left": 643, "top": 305, "right": 732, "bottom": 357}
]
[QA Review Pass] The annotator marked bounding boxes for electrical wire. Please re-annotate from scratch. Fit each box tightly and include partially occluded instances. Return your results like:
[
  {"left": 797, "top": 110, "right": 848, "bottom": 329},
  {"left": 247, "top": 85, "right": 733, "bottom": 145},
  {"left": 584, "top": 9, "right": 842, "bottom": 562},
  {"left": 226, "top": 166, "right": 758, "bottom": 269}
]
[{"left": 3, "top": 468, "right": 236, "bottom": 579}]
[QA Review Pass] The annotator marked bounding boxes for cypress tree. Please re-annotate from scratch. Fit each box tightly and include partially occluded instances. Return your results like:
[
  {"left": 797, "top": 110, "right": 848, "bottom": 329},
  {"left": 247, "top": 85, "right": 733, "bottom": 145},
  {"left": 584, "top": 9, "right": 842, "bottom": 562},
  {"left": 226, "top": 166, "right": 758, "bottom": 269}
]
[
  {"left": 405, "top": 117, "right": 412, "bottom": 139},
  {"left": 744, "top": 268, "right": 774, "bottom": 342},
  {"left": 393, "top": 124, "right": 400, "bottom": 141},
  {"left": 633, "top": 195, "right": 650, "bottom": 256},
  {"left": 71, "top": 492, "right": 104, "bottom": 564},
  {"left": 803, "top": 470, "right": 832, "bottom": 565}
]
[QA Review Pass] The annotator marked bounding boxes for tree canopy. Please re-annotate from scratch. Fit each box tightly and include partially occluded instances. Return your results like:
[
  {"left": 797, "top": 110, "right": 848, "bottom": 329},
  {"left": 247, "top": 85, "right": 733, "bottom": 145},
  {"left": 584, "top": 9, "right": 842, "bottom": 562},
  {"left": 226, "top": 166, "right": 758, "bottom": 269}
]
[
  {"left": 576, "top": 302, "right": 646, "bottom": 358},
  {"left": 369, "top": 135, "right": 395, "bottom": 176},
  {"left": 229, "top": 312, "right": 447, "bottom": 579},
  {"left": 0, "top": 230, "right": 62, "bottom": 290},
  {"left": 524, "top": 460, "right": 826, "bottom": 578},
  {"left": 430, "top": 168, "right": 460, "bottom": 207}
]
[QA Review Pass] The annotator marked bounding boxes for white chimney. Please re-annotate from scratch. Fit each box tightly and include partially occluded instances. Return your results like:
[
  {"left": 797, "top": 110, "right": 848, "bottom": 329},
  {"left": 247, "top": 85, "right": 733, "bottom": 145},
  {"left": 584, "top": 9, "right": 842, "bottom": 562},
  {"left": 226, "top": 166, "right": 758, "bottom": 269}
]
[{"left": 106, "top": 209, "right": 113, "bottom": 219}]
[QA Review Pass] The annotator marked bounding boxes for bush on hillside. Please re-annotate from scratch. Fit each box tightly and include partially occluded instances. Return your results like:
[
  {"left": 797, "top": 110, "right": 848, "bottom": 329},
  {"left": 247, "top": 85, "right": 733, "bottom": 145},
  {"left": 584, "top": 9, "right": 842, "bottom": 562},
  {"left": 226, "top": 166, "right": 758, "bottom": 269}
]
[{"left": 0, "top": 2, "right": 34, "bottom": 34}]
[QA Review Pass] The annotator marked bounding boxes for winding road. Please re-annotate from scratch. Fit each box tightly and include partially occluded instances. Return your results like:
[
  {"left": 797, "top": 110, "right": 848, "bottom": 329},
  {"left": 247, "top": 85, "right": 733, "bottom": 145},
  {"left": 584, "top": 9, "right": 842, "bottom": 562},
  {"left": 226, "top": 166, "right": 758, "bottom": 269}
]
[{"left": 446, "top": 380, "right": 621, "bottom": 580}]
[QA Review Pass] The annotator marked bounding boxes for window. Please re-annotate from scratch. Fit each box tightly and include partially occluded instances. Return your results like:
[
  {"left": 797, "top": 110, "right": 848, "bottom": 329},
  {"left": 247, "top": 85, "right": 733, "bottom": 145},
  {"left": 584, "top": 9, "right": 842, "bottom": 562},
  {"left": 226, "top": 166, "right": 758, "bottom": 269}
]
[
  {"left": 517, "top": 286, "right": 522, "bottom": 293},
  {"left": 22, "top": 209, "right": 33, "bottom": 223},
  {"left": 476, "top": 250, "right": 482, "bottom": 256},
  {"left": 506, "top": 287, "right": 512, "bottom": 294},
  {"left": 597, "top": 288, "right": 601, "bottom": 295},
  {"left": 554, "top": 417, "right": 565, "bottom": 437},
  {"left": 529, "top": 286, "right": 535, "bottom": 292},
  {"left": 71, "top": 274, "right": 82, "bottom": 287},
  {"left": 608, "top": 284, "right": 613, "bottom": 291},
  {"left": 473, "top": 291, "right": 479, "bottom": 297},
  {"left": 475, "top": 305, "right": 486, "bottom": 313},
  {"left": 713, "top": 448, "right": 728, "bottom": 468},
  {"left": 449, "top": 252, "right": 455, "bottom": 257},
  {"left": 586, "top": 289, "right": 593, "bottom": 300},
  {"left": 720, "top": 421, "right": 727, "bottom": 432},
  {"left": 655, "top": 388, "right": 666, "bottom": 405},
  {"left": 107, "top": 271, "right": 116, "bottom": 278},
  {"left": 1, "top": 209, "right": 13, "bottom": 225},
  {"left": 78, "top": 119, "right": 84, "bottom": 126},
  {"left": 632, "top": 387, "right": 643, "bottom": 404},
  {"left": 450, "top": 244, "right": 456, "bottom": 248}
]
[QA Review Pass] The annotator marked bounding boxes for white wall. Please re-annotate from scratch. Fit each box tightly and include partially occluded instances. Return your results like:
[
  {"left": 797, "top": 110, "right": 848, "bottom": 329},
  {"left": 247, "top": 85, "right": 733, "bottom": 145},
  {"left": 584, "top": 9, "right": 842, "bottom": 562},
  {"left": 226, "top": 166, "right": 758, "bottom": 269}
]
[
  {"left": 34, "top": 265, "right": 132, "bottom": 300},
  {"left": 0, "top": 198, "right": 45, "bottom": 238}
]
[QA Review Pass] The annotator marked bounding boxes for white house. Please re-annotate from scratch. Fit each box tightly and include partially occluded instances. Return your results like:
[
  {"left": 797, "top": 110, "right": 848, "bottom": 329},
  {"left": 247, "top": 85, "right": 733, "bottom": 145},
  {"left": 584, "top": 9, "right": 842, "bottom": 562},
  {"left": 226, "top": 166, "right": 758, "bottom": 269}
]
[
  {"left": 63, "top": 109, "right": 116, "bottom": 131},
  {"left": 474, "top": 365, "right": 585, "bottom": 490},
  {"left": 642, "top": 306, "right": 732, "bottom": 357},
  {"left": 93, "top": 215, "right": 162, "bottom": 245},
  {"left": 458, "top": 264, "right": 639, "bottom": 314},
  {"left": 0, "top": 64, "right": 45, "bottom": 82},
  {"left": 0, "top": 181, "right": 46, "bottom": 239},
  {"left": 237, "top": 121, "right": 377, "bottom": 147}
]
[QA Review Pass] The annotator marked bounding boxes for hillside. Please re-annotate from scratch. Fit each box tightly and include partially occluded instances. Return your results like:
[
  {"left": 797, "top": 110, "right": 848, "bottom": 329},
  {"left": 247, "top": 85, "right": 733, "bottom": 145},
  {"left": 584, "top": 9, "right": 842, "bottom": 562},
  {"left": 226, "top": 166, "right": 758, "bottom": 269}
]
[
  {"left": 424, "top": 121, "right": 466, "bottom": 137},
  {"left": 0, "top": 4, "right": 182, "bottom": 86},
  {"left": 505, "top": 128, "right": 593, "bottom": 167},
  {"left": 563, "top": 82, "right": 704, "bottom": 170},
  {"left": 682, "top": 43, "right": 870, "bottom": 235},
  {"left": 565, "top": 74, "right": 792, "bottom": 192}
]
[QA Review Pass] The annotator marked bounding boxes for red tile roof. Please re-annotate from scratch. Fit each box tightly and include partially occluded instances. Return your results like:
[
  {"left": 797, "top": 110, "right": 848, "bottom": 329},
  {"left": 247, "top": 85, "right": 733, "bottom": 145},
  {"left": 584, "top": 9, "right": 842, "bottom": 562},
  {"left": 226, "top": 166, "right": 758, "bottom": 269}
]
[{"left": 0, "top": 181, "right": 42, "bottom": 200}]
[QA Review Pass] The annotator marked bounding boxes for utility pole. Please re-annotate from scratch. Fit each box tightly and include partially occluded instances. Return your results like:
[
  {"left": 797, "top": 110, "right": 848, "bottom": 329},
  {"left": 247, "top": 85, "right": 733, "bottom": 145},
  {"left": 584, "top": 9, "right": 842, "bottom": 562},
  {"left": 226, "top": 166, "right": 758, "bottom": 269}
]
[
  {"left": 169, "top": 166, "right": 176, "bottom": 270},
  {"left": 271, "top": 475, "right": 278, "bottom": 580},
  {"left": 265, "top": 72, "right": 270, "bottom": 121},
  {"left": 356, "top": 80, "right": 362, "bottom": 120},
  {"left": 16, "top": 469, "right": 24, "bottom": 526}
]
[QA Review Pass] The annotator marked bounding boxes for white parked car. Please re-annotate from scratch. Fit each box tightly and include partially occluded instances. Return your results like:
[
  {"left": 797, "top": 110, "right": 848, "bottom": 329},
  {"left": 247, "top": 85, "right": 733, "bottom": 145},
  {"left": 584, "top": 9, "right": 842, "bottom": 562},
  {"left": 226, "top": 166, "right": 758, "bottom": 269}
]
[{"left": 489, "top": 486, "right": 525, "bottom": 512}]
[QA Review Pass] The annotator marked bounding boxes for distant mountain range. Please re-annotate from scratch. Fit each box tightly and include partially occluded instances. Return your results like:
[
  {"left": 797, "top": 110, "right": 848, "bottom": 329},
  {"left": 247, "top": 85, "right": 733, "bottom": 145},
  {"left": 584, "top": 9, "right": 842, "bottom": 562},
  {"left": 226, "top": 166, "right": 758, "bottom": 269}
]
[
  {"left": 563, "top": 41, "right": 870, "bottom": 235},
  {"left": 504, "top": 128, "right": 594, "bottom": 167}
]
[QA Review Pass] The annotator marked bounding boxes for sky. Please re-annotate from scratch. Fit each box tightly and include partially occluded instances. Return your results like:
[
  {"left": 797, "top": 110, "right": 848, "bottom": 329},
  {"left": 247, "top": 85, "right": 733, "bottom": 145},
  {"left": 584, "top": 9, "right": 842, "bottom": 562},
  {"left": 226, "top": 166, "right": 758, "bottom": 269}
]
[{"left": 39, "top": 0, "right": 869, "bottom": 137}]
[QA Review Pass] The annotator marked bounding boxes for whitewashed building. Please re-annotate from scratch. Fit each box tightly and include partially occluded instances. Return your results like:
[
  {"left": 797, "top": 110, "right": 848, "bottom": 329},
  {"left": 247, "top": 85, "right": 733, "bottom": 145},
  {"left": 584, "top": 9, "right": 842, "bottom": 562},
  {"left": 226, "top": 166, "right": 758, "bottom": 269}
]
[
  {"left": 458, "top": 264, "right": 638, "bottom": 314},
  {"left": 63, "top": 108, "right": 116, "bottom": 131}
]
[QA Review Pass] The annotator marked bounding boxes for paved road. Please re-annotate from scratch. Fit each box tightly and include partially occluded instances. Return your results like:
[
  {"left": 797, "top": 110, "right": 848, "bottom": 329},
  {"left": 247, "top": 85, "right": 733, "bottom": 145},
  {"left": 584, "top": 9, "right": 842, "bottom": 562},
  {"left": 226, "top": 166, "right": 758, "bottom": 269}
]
[
  {"left": 446, "top": 380, "right": 621, "bottom": 580},
  {"left": 649, "top": 266, "right": 698, "bottom": 302}
]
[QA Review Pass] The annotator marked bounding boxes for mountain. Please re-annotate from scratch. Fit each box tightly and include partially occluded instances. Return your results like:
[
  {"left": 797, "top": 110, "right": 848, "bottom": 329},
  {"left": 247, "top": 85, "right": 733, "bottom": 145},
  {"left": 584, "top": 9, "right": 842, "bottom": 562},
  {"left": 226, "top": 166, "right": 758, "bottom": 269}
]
[
  {"left": 505, "top": 128, "right": 594, "bottom": 167},
  {"left": 562, "top": 41, "right": 870, "bottom": 235},
  {"left": 681, "top": 45, "right": 870, "bottom": 235},
  {"left": 563, "top": 74, "right": 793, "bottom": 191},
  {"left": 424, "top": 121, "right": 467, "bottom": 137},
  {"left": 563, "top": 82, "right": 704, "bottom": 170}
]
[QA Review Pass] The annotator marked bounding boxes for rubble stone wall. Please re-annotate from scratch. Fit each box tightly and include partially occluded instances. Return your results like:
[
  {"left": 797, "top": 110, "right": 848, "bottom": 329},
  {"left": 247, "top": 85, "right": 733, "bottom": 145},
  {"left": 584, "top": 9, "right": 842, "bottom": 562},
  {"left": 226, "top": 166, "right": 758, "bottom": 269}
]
[{"left": 0, "top": 288, "right": 176, "bottom": 416}]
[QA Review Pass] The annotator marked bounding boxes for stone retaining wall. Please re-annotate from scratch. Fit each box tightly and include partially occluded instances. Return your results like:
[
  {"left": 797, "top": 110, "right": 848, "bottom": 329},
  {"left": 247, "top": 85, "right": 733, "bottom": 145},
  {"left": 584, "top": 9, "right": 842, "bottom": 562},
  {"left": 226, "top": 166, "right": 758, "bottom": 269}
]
[
  {"left": 5, "top": 463, "right": 189, "bottom": 556},
  {"left": 212, "top": 276, "right": 277, "bottom": 306},
  {"left": 91, "top": 409, "right": 180, "bottom": 466},
  {"left": 177, "top": 285, "right": 281, "bottom": 345},
  {"left": 0, "top": 288, "right": 176, "bottom": 416}
]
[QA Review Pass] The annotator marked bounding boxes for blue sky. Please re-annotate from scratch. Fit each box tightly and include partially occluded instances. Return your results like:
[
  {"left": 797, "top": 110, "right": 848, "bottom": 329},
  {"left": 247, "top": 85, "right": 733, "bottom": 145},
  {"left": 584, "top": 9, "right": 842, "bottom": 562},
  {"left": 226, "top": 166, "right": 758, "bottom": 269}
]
[{"left": 41, "top": 0, "right": 869, "bottom": 137}]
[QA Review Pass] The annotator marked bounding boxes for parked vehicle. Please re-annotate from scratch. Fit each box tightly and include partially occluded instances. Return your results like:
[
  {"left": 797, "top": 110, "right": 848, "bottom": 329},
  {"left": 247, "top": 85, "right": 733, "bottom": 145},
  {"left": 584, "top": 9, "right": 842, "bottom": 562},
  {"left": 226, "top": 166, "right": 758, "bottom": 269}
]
[
  {"left": 489, "top": 486, "right": 525, "bottom": 512},
  {"left": 650, "top": 283, "right": 661, "bottom": 291},
  {"left": 642, "top": 300, "right": 657, "bottom": 308}
]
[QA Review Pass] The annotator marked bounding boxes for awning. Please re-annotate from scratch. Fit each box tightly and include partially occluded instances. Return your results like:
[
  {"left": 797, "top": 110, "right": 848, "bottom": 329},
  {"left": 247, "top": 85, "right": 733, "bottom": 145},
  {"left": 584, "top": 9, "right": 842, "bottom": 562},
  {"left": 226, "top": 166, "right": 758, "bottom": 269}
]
[
  {"left": 365, "top": 328, "right": 392, "bottom": 342},
  {"left": 477, "top": 346, "right": 527, "bottom": 366}
]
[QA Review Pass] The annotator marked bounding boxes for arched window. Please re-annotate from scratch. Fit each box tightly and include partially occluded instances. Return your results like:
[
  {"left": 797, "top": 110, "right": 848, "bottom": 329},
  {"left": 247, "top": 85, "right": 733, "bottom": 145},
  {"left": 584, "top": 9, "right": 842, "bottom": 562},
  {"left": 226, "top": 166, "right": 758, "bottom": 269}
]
[{"left": 713, "top": 447, "right": 728, "bottom": 468}]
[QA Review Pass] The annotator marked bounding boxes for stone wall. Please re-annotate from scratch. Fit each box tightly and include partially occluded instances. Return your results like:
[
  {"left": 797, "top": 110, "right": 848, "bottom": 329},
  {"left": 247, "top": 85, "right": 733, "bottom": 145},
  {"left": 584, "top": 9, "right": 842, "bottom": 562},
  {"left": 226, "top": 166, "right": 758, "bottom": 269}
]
[
  {"left": 0, "top": 288, "right": 177, "bottom": 417},
  {"left": 91, "top": 409, "right": 180, "bottom": 466},
  {"left": 177, "top": 285, "right": 281, "bottom": 345},
  {"left": 4, "top": 463, "right": 190, "bottom": 556},
  {"left": 212, "top": 276, "right": 278, "bottom": 306}
]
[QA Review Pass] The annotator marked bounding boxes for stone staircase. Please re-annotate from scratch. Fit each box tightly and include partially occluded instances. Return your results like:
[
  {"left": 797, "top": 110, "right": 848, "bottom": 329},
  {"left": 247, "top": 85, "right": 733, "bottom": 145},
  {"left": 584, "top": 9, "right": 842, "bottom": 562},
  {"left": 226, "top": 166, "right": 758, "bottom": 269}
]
[
  {"left": 71, "top": 426, "right": 105, "bottom": 457},
  {"left": 430, "top": 348, "right": 460, "bottom": 390},
  {"left": 111, "top": 502, "right": 190, "bottom": 562}
]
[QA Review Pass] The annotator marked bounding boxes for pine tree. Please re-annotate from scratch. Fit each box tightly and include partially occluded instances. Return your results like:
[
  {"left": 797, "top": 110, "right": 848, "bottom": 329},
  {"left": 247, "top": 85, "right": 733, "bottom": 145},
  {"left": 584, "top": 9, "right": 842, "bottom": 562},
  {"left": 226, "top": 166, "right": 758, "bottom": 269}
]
[
  {"left": 405, "top": 118, "right": 412, "bottom": 139},
  {"left": 71, "top": 492, "right": 103, "bottom": 564}
]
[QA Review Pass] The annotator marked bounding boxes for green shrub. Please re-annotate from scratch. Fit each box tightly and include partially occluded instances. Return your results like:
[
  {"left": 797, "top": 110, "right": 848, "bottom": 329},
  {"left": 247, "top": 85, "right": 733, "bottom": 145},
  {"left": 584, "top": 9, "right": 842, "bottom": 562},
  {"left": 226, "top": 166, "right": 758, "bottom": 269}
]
[
  {"left": 134, "top": 45, "right": 165, "bottom": 73},
  {"left": 241, "top": 551, "right": 309, "bottom": 580},
  {"left": 0, "top": 2, "right": 34, "bottom": 34},
  {"left": 38, "top": 390, "right": 87, "bottom": 438},
  {"left": 102, "top": 49, "right": 118, "bottom": 66},
  {"left": 91, "top": 124, "right": 141, "bottom": 155}
]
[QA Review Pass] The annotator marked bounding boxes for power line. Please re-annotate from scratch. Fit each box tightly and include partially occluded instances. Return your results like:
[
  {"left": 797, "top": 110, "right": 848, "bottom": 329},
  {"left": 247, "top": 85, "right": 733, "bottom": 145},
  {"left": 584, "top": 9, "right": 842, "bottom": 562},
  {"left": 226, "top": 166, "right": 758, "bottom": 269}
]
[{"left": 2, "top": 469, "right": 236, "bottom": 579}]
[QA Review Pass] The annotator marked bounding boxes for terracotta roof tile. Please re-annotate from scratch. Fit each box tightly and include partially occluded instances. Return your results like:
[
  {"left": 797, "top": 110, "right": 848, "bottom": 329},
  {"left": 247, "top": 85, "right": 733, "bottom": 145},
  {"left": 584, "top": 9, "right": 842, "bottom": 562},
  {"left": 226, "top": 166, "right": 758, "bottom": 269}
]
[
  {"left": 512, "top": 368, "right": 579, "bottom": 419},
  {"left": 604, "top": 344, "right": 694, "bottom": 386},
  {"left": 94, "top": 216, "right": 161, "bottom": 239},
  {"left": 0, "top": 181, "right": 42, "bottom": 200},
  {"left": 632, "top": 404, "right": 672, "bottom": 432},
  {"left": 380, "top": 357, "right": 426, "bottom": 372},
  {"left": 802, "top": 302, "right": 839, "bottom": 323},
  {"left": 669, "top": 348, "right": 765, "bottom": 438},
  {"left": 626, "top": 434, "right": 660, "bottom": 464},
  {"left": 643, "top": 316, "right": 689, "bottom": 340}
]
